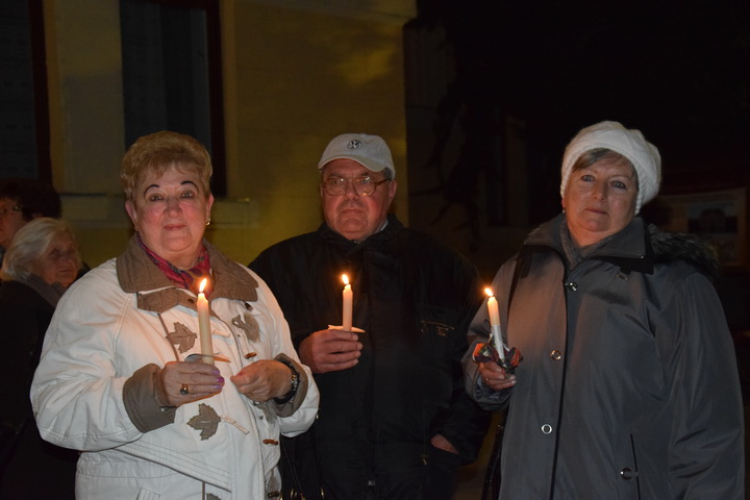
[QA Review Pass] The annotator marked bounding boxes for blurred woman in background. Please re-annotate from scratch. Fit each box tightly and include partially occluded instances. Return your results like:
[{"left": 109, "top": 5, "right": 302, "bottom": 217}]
[
  {"left": 0, "top": 177, "right": 62, "bottom": 268},
  {"left": 0, "top": 217, "right": 81, "bottom": 499}
]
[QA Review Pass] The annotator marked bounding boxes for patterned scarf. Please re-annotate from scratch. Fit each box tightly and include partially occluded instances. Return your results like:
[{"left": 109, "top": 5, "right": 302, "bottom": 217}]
[{"left": 137, "top": 234, "right": 211, "bottom": 293}]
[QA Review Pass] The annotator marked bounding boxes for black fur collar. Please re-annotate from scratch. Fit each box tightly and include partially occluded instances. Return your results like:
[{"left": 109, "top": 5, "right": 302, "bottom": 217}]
[{"left": 649, "top": 226, "right": 721, "bottom": 280}]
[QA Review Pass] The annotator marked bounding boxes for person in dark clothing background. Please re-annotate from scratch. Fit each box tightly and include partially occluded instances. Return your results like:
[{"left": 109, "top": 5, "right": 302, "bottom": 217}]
[
  {"left": 250, "top": 133, "right": 489, "bottom": 499},
  {"left": 0, "top": 177, "right": 62, "bottom": 268},
  {"left": 0, "top": 218, "right": 81, "bottom": 499}
]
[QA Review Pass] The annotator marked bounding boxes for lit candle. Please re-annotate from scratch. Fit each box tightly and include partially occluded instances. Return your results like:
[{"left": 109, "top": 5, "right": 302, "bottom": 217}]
[
  {"left": 342, "top": 274, "right": 353, "bottom": 331},
  {"left": 484, "top": 287, "right": 505, "bottom": 361},
  {"left": 198, "top": 278, "right": 214, "bottom": 365}
]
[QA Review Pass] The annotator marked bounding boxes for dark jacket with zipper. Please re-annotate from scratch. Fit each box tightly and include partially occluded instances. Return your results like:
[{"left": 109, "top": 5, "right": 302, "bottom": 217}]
[
  {"left": 467, "top": 214, "right": 744, "bottom": 499},
  {"left": 251, "top": 214, "right": 489, "bottom": 499}
]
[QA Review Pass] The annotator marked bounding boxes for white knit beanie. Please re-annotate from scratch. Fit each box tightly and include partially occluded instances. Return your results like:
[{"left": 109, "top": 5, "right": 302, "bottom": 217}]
[{"left": 560, "top": 121, "right": 661, "bottom": 214}]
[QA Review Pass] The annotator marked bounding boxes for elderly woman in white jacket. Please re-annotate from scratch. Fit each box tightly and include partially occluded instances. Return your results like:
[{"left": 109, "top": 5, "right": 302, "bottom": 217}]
[{"left": 31, "top": 131, "right": 319, "bottom": 500}]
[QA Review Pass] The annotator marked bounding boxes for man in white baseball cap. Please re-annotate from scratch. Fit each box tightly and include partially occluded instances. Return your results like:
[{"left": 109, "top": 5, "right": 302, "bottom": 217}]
[
  {"left": 251, "top": 133, "right": 489, "bottom": 499},
  {"left": 315, "top": 133, "right": 398, "bottom": 243}
]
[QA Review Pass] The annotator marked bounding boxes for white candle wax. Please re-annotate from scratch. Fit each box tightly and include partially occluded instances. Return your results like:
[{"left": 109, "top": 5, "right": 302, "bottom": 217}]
[
  {"left": 487, "top": 295, "right": 501, "bottom": 327},
  {"left": 342, "top": 275, "right": 353, "bottom": 331},
  {"left": 198, "top": 279, "right": 214, "bottom": 365},
  {"left": 485, "top": 288, "right": 505, "bottom": 361}
]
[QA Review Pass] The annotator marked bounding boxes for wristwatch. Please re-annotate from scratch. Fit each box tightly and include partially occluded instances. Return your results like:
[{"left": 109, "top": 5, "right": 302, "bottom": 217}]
[{"left": 273, "top": 359, "right": 300, "bottom": 404}]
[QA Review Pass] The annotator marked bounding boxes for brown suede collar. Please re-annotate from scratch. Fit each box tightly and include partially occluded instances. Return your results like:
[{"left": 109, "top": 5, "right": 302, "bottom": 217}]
[{"left": 116, "top": 235, "right": 258, "bottom": 313}]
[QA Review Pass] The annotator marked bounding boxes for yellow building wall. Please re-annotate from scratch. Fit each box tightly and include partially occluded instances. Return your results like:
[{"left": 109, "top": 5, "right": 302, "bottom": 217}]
[
  {"left": 216, "top": 1, "right": 409, "bottom": 264},
  {"left": 46, "top": 0, "right": 410, "bottom": 268}
]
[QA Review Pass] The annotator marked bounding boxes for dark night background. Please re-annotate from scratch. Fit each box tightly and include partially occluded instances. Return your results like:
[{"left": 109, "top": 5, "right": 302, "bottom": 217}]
[
  {"left": 407, "top": 2, "right": 750, "bottom": 413},
  {"left": 408, "top": 0, "right": 750, "bottom": 227}
]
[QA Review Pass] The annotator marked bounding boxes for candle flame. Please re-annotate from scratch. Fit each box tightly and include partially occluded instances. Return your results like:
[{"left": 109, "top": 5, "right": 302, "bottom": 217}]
[
  {"left": 484, "top": 287, "right": 494, "bottom": 298},
  {"left": 342, "top": 274, "right": 349, "bottom": 285},
  {"left": 199, "top": 278, "right": 208, "bottom": 294}
]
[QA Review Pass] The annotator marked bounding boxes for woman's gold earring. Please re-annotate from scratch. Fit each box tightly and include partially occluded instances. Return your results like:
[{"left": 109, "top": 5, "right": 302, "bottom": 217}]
[{"left": 206, "top": 217, "right": 211, "bottom": 226}]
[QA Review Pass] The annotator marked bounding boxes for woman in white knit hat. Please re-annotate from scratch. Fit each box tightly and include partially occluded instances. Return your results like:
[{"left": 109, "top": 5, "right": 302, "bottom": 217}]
[{"left": 465, "top": 121, "right": 744, "bottom": 499}]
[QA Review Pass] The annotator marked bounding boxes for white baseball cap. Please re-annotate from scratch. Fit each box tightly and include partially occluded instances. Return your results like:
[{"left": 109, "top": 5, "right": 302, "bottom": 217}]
[{"left": 317, "top": 133, "right": 395, "bottom": 178}]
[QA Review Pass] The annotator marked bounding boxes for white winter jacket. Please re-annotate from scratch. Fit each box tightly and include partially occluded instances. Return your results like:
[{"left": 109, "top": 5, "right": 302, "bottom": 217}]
[{"left": 31, "top": 237, "right": 319, "bottom": 499}]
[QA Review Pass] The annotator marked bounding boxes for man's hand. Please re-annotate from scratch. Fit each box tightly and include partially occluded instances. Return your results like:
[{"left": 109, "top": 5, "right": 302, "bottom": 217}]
[
  {"left": 478, "top": 360, "right": 516, "bottom": 392},
  {"left": 299, "top": 328, "right": 363, "bottom": 374},
  {"left": 430, "top": 433, "right": 459, "bottom": 454}
]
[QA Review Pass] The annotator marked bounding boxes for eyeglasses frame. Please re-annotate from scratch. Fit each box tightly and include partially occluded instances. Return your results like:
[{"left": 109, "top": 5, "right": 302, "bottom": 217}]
[{"left": 321, "top": 175, "right": 391, "bottom": 197}]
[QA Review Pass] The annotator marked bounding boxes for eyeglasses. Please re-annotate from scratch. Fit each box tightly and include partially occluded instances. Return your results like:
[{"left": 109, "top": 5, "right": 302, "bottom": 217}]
[
  {"left": 46, "top": 247, "right": 78, "bottom": 263},
  {"left": 0, "top": 205, "right": 21, "bottom": 218},
  {"left": 322, "top": 175, "right": 390, "bottom": 197}
]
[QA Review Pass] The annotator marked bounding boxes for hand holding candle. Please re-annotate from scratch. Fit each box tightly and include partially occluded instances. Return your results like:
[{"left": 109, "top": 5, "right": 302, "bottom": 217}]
[
  {"left": 197, "top": 278, "right": 214, "bottom": 365},
  {"left": 342, "top": 274, "right": 353, "bottom": 331},
  {"left": 484, "top": 287, "right": 505, "bottom": 361}
]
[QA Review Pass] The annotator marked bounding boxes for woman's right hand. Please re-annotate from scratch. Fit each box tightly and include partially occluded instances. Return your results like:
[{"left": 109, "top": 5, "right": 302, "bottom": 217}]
[
  {"left": 478, "top": 360, "right": 516, "bottom": 392},
  {"left": 156, "top": 360, "right": 225, "bottom": 407}
]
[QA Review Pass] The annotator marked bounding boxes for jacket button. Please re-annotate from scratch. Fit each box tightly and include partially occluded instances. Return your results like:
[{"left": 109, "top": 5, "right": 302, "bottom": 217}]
[
  {"left": 541, "top": 424, "right": 552, "bottom": 434},
  {"left": 550, "top": 350, "right": 562, "bottom": 360},
  {"left": 620, "top": 468, "right": 637, "bottom": 480},
  {"left": 565, "top": 282, "right": 578, "bottom": 291}
]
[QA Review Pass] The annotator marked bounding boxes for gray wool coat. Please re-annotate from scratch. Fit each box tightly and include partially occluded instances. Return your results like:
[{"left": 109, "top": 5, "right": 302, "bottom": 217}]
[{"left": 466, "top": 214, "right": 744, "bottom": 499}]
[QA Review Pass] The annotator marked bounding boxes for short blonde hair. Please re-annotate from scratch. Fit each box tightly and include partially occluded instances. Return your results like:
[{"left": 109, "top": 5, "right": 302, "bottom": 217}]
[
  {"left": 121, "top": 131, "right": 213, "bottom": 202},
  {"left": 1, "top": 218, "right": 81, "bottom": 282}
]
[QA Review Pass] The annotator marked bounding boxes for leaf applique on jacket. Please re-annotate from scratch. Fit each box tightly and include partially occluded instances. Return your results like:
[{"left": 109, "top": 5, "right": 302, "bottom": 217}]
[
  {"left": 187, "top": 403, "right": 220, "bottom": 440},
  {"left": 167, "top": 322, "right": 197, "bottom": 353},
  {"left": 232, "top": 311, "right": 260, "bottom": 342}
]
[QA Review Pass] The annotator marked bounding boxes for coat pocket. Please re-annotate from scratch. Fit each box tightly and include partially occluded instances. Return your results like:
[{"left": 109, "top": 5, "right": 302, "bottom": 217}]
[
  {"left": 136, "top": 489, "right": 161, "bottom": 500},
  {"left": 613, "top": 433, "right": 642, "bottom": 500}
]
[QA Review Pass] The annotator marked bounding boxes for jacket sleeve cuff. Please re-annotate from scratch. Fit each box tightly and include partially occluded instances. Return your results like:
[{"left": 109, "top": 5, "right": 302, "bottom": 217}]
[
  {"left": 123, "top": 363, "right": 176, "bottom": 432},
  {"left": 268, "top": 354, "right": 309, "bottom": 418},
  {"left": 473, "top": 377, "right": 512, "bottom": 410}
]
